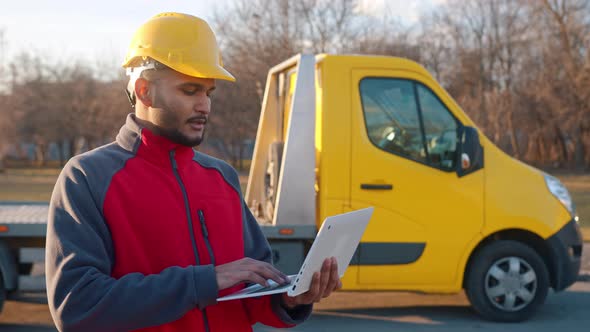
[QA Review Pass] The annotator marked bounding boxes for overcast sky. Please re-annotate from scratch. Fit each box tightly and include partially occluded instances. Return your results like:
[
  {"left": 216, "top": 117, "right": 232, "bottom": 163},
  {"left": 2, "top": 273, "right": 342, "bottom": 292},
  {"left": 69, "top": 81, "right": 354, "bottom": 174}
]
[{"left": 0, "top": 0, "right": 445, "bottom": 68}]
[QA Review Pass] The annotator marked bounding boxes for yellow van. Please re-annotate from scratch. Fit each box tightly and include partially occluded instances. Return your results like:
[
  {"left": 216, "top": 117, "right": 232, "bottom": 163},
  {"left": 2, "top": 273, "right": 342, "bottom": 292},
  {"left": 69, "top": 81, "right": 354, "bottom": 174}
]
[{"left": 246, "top": 54, "right": 583, "bottom": 322}]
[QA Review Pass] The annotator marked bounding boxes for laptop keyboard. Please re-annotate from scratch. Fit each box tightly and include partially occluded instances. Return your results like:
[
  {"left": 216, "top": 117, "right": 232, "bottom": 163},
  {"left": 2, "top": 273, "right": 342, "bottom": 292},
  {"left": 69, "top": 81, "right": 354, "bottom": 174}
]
[{"left": 246, "top": 283, "right": 292, "bottom": 295}]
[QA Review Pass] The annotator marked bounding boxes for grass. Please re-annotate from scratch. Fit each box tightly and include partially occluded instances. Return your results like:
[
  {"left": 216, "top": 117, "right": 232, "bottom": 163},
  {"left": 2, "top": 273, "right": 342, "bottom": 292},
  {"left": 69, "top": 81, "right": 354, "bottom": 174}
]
[
  {"left": 0, "top": 168, "right": 245, "bottom": 202},
  {"left": 0, "top": 168, "right": 60, "bottom": 202},
  {"left": 572, "top": 191, "right": 590, "bottom": 225},
  {"left": 556, "top": 174, "right": 590, "bottom": 229},
  {"left": 1, "top": 167, "right": 589, "bottom": 239}
]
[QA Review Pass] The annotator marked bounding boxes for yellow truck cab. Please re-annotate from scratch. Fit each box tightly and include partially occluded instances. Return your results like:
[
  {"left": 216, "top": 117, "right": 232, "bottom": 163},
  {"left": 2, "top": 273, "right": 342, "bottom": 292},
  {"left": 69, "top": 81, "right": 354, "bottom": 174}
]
[{"left": 245, "top": 54, "right": 582, "bottom": 322}]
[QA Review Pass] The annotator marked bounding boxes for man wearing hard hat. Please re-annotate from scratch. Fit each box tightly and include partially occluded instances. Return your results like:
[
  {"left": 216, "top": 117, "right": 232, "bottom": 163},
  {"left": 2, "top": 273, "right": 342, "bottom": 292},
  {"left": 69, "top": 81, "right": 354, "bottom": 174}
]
[{"left": 45, "top": 13, "right": 340, "bottom": 331}]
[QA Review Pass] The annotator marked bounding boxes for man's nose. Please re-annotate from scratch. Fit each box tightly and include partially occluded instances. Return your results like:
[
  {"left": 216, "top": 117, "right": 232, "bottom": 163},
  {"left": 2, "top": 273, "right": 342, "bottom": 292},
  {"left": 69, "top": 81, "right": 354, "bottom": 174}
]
[{"left": 194, "top": 95, "right": 211, "bottom": 114}]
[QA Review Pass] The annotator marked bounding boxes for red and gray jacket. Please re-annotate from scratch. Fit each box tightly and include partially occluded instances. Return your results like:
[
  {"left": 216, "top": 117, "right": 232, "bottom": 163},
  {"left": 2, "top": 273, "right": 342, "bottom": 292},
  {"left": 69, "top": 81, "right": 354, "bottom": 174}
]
[{"left": 46, "top": 114, "right": 311, "bottom": 331}]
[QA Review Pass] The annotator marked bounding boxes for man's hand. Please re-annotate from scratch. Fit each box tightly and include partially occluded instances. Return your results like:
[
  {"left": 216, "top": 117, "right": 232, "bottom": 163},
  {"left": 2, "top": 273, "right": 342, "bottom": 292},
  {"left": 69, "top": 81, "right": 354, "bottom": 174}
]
[
  {"left": 281, "top": 257, "right": 342, "bottom": 309},
  {"left": 215, "top": 257, "right": 290, "bottom": 290}
]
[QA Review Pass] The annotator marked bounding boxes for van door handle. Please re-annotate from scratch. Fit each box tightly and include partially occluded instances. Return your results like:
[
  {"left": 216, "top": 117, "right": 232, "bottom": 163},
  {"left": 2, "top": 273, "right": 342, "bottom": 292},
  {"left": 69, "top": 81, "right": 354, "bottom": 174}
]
[{"left": 360, "top": 184, "right": 393, "bottom": 190}]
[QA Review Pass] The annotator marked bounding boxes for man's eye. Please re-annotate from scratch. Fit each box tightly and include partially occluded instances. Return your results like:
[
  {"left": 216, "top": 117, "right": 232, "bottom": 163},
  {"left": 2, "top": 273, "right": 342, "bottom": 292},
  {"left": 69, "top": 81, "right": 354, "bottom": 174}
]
[{"left": 182, "top": 89, "right": 197, "bottom": 95}]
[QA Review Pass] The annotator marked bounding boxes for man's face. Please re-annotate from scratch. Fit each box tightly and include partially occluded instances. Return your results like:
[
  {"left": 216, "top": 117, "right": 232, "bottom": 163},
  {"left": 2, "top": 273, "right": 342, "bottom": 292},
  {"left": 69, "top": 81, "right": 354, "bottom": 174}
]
[{"left": 145, "top": 70, "right": 216, "bottom": 147}]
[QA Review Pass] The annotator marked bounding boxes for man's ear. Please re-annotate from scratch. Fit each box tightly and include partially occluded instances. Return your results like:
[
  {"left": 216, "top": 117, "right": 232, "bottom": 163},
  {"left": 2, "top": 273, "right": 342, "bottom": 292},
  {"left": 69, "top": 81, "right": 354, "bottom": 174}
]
[{"left": 134, "top": 77, "right": 152, "bottom": 107}]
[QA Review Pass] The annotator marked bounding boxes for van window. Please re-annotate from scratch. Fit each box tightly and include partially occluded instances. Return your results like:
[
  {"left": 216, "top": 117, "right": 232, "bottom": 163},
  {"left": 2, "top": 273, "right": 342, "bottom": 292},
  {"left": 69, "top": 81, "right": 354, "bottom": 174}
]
[
  {"left": 359, "top": 79, "right": 427, "bottom": 163},
  {"left": 360, "top": 78, "right": 459, "bottom": 170},
  {"left": 417, "top": 84, "right": 459, "bottom": 169}
]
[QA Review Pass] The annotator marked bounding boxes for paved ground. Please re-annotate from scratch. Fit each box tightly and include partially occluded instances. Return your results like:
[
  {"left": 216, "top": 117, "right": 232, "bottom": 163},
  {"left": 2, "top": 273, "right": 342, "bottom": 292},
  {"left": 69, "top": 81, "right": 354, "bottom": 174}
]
[
  {"left": 3, "top": 284, "right": 590, "bottom": 332},
  {"left": 256, "top": 284, "right": 590, "bottom": 332},
  {"left": 2, "top": 244, "right": 589, "bottom": 331}
]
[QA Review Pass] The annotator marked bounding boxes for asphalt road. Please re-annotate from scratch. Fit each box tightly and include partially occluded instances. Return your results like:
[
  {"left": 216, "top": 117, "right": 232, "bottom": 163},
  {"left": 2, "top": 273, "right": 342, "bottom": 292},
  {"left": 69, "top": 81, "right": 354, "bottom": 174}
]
[
  {"left": 2, "top": 243, "right": 589, "bottom": 332},
  {"left": 2, "top": 283, "right": 590, "bottom": 332},
  {"left": 256, "top": 282, "right": 590, "bottom": 332}
]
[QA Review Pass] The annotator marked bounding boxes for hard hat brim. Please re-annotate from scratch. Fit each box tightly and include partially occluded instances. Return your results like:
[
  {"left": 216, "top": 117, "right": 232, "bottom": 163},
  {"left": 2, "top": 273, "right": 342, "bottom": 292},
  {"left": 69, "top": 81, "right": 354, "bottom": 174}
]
[
  {"left": 122, "top": 57, "right": 235, "bottom": 82},
  {"left": 173, "top": 62, "right": 236, "bottom": 82}
]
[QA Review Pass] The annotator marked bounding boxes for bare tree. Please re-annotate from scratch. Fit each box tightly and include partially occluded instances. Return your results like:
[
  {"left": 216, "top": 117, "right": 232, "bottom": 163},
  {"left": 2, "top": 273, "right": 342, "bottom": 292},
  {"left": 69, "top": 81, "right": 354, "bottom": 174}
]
[
  {"left": 416, "top": 0, "right": 589, "bottom": 169},
  {"left": 0, "top": 27, "right": 8, "bottom": 170},
  {"left": 2, "top": 0, "right": 588, "bottom": 170},
  {"left": 209, "top": 0, "right": 411, "bottom": 168},
  {"left": 3, "top": 51, "right": 129, "bottom": 166}
]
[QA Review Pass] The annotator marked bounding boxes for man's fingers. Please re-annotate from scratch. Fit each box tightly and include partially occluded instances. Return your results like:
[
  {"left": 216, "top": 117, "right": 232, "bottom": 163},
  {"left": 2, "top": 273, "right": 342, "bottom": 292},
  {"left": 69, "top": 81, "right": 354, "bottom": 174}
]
[
  {"left": 256, "top": 262, "right": 289, "bottom": 285},
  {"left": 323, "top": 257, "right": 339, "bottom": 298},
  {"left": 289, "top": 260, "right": 343, "bottom": 305},
  {"left": 264, "top": 263, "right": 290, "bottom": 284},
  {"left": 242, "top": 271, "right": 269, "bottom": 287},
  {"left": 216, "top": 258, "right": 290, "bottom": 290},
  {"left": 239, "top": 263, "right": 277, "bottom": 287},
  {"left": 303, "top": 272, "right": 321, "bottom": 304},
  {"left": 242, "top": 258, "right": 288, "bottom": 284},
  {"left": 314, "top": 259, "right": 332, "bottom": 302}
]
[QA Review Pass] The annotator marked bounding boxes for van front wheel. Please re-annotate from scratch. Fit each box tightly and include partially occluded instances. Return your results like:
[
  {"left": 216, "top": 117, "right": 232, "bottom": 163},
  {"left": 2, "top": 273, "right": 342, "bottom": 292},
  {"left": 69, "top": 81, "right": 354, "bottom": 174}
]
[{"left": 465, "top": 240, "right": 549, "bottom": 322}]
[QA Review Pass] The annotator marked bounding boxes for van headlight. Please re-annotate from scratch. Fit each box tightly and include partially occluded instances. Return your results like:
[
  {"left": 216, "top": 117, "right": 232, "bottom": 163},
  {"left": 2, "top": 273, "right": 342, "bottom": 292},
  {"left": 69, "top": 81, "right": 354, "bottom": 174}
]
[{"left": 544, "top": 174, "right": 576, "bottom": 217}]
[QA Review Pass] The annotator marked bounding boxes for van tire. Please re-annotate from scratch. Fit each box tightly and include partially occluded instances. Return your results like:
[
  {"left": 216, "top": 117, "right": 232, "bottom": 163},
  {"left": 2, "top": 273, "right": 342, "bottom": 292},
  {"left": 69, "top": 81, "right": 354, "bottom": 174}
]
[{"left": 465, "top": 240, "right": 549, "bottom": 322}]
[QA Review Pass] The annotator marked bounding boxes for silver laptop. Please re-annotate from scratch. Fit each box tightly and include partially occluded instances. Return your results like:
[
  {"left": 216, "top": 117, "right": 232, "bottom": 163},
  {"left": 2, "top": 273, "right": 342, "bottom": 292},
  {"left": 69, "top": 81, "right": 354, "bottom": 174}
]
[{"left": 217, "top": 207, "right": 374, "bottom": 301}]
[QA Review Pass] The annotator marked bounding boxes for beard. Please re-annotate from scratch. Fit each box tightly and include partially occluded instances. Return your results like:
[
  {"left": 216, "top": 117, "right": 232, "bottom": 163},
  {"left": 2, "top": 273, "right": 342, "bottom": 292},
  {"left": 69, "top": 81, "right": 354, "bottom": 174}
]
[
  {"left": 148, "top": 87, "right": 208, "bottom": 147},
  {"left": 158, "top": 126, "right": 205, "bottom": 147}
]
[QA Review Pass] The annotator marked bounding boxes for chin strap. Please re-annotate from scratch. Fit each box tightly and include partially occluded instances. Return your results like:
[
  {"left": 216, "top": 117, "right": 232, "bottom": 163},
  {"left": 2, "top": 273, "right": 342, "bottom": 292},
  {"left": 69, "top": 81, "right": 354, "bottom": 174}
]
[
  {"left": 125, "top": 59, "right": 157, "bottom": 108},
  {"left": 125, "top": 89, "right": 136, "bottom": 108}
]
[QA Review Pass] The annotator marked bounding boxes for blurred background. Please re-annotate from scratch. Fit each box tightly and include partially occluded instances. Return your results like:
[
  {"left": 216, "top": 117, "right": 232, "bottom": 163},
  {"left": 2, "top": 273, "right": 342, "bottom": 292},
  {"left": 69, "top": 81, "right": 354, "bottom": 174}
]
[
  {"left": 0, "top": 0, "right": 588, "bottom": 227},
  {"left": 0, "top": 1, "right": 589, "bottom": 329}
]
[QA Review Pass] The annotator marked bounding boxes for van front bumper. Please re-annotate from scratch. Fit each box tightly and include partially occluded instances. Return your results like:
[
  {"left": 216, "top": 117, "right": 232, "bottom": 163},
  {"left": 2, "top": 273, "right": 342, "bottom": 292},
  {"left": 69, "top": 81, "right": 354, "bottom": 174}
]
[{"left": 546, "top": 218, "right": 583, "bottom": 291}]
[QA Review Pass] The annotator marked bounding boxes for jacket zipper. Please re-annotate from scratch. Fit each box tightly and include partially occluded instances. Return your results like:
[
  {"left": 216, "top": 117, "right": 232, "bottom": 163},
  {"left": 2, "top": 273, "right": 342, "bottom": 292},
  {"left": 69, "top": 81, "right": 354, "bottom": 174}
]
[
  {"left": 198, "top": 210, "right": 216, "bottom": 266},
  {"left": 169, "top": 150, "right": 210, "bottom": 332}
]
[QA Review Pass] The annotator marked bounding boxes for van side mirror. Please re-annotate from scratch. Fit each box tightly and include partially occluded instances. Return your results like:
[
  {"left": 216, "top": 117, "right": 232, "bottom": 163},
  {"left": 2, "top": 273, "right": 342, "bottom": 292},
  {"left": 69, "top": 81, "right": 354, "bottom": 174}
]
[{"left": 456, "top": 126, "right": 484, "bottom": 177}]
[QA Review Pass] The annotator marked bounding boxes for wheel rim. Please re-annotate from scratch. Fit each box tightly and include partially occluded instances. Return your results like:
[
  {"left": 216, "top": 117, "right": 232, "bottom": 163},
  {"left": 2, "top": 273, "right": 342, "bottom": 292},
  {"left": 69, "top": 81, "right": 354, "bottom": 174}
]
[{"left": 484, "top": 256, "right": 537, "bottom": 312}]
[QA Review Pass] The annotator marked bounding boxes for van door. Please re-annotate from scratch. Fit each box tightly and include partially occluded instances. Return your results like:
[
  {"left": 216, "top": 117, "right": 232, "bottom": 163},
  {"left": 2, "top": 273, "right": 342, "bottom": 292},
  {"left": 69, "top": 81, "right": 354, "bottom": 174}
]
[{"left": 350, "top": 69, "right": 484, "bottom": 288}]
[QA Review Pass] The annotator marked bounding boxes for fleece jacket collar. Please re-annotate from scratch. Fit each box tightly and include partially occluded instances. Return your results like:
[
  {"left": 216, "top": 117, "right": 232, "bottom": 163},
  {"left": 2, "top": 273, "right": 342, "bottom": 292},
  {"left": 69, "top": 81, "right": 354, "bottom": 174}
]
[{"left": 116, "top": 113, "right": 195, "bottom": 169}]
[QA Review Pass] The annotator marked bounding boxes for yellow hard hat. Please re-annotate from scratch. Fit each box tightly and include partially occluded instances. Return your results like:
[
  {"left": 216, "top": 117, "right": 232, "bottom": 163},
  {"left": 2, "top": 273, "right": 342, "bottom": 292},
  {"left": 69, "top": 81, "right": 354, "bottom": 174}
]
[{"left": 122, "top": 12, "right": 235, "bottom": 82}]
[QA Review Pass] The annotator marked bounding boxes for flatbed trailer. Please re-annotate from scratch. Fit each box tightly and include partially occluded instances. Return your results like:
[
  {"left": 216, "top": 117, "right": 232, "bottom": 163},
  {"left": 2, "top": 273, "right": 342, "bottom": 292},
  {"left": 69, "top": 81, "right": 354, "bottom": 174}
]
[
  {"left": 0, "top": 202, "right": 49, "bottom": 311},
  {"left": 0, "top": 201, "right": 312, "bottom": 313}
]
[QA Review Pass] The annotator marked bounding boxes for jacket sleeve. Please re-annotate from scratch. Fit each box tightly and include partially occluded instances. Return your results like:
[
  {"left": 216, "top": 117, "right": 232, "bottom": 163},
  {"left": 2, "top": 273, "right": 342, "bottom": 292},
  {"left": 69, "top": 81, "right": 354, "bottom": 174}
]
[
  {"left": 240, "top": 199, "right": 312, "bottom": 327},
  {"left": 45, "top": 158, "right": 218, "bottom": 332}
]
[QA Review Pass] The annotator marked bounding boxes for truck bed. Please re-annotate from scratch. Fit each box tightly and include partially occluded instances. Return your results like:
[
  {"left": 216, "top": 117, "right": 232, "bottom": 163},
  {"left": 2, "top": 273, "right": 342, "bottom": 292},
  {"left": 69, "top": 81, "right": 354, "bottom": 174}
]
[
  {"left": 0, "top": 202, "right": 317, "bottom": 240},
  {"left": 0, "top": 202, "right": 48, "bottom": 237}
]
